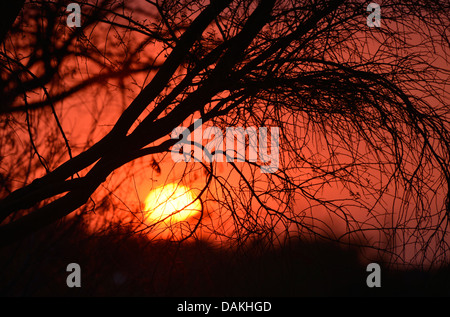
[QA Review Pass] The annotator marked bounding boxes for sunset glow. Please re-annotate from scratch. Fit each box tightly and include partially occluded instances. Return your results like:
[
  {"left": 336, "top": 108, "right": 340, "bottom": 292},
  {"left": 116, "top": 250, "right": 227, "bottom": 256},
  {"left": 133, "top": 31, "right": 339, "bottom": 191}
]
[
  {"left": 2, "top": 0, "right": 450, "bottom": 298},
  {"left": 143, "top": 183, "right": 201, "bottom": 225}
]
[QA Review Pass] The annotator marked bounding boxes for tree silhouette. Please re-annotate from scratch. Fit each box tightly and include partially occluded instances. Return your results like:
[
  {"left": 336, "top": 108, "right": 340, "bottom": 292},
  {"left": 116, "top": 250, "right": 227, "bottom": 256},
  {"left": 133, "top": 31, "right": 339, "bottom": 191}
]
[{"left": 1, "top": 0, "right": 449, "bottom": 268}]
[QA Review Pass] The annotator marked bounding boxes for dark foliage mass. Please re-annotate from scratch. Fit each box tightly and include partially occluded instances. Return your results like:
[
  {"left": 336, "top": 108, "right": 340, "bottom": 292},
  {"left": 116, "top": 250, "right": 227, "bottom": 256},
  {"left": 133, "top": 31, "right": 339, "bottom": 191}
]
[{"left": 1, "top": 218, "right": 450, "bottom": 296}]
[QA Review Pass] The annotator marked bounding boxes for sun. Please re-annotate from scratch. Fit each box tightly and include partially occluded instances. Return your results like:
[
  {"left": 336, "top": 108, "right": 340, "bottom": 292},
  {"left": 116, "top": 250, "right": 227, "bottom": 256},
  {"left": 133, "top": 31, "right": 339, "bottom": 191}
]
[{"left": 143, "top": 183, "right": 202, "bottom": 225}]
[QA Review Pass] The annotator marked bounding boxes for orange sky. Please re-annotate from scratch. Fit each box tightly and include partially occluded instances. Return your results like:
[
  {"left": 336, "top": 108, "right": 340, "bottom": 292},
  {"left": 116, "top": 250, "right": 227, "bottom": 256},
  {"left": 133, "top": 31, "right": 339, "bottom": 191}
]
[{"left": 3, "top": 0, "right": 449, "bottom": 268}]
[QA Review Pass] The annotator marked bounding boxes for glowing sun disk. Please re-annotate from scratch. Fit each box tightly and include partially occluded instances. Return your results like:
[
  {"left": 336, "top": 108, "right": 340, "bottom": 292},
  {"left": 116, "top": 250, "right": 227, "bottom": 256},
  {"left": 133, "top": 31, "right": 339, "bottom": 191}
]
[{"left": 144, "top": 183, "right": 201, "bottom": 224}]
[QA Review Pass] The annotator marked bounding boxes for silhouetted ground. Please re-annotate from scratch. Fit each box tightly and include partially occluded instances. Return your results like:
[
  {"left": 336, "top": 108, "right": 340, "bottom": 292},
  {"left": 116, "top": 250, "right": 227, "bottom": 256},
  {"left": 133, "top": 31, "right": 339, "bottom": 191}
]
[{"left": 1, "top": 217, "right": 449, "bottom": 297}]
